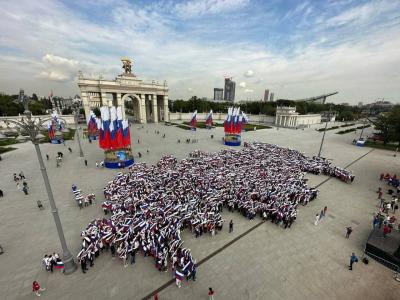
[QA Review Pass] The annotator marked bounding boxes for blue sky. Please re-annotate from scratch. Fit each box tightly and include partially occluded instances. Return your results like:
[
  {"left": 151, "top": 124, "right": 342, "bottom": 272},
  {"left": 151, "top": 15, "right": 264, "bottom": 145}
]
[{"left": 0, "top": 0, "right": 399, "bottom": 103}]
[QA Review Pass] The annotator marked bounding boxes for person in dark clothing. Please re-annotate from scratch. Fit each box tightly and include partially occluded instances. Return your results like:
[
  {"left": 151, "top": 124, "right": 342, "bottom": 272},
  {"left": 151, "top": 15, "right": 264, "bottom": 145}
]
[
  {"left": 80, "top": 257, "right": 87, "bottom": 273},
  {"left": 345, "top": 227, "right": 353, "bottom": 238},
  {"left": 46, "top": 154, "right": 49, "bottom": 160},
  {"left": 84, "top": 159, "right": 88, "bottom": 166},
  {"left": 229, "top": 220, "right": 233, "bottom": 233},
  {"left": 22, "top": 186, "right": 28, "bottom": 195},
  {"left": 0, "top": 189, "right": 3, "bottom": 197},
  {"left": 110, "top": 243, "right": 116, "bottom": 258},
  {"left": 349, "top": 252, "right": 358, "bottom": 270},
  {"left": 130, "top": 249, "right": 136, "bottom": 264},
  {"left": 68, "top": 147, "right": 72, "bottom": 153}
]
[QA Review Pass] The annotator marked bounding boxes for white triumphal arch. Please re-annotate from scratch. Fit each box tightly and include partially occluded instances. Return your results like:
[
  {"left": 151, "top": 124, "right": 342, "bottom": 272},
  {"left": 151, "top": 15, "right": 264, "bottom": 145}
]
[{"left": 77, "top": 58, "right": 169, "bottom": 123}]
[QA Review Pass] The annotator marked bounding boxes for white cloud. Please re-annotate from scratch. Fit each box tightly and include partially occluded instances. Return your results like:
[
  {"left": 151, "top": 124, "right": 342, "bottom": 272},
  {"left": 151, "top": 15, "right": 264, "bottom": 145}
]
[
  {"left": 244, "top": 70, "right": 254, "bottom": 77},
  {"left": 36, "top": 54, "right": 79, "bottom": 81},
  {"left": 0, "top": 0, "right": 399, "bottom": 103},
  {"left": 42, "top": 54, "right": 78, "bottom": 68},
  {"left": 239, "top": 82, "right": 247, "bottom": 88},
  {"left": 325, "top": 0, "right": 399, "bottom": 28},
  {"left": 174, "top": 0, "right": 249, "bottom": 18},
  {"left": 37, "top": 71, "right": 69, "bottom": 81}
]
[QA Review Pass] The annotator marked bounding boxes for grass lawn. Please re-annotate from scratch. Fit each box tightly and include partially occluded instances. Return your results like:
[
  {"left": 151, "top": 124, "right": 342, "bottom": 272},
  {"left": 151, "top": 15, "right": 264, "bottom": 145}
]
[
  {"left": 0, "top": 138, "right": 18, "bottom": 146},
  {"left": 336, "top": 128, "right": 356, "bottom": 135},
  {"left": 0, "top": 146, "right": 17, "bottom": 154}
]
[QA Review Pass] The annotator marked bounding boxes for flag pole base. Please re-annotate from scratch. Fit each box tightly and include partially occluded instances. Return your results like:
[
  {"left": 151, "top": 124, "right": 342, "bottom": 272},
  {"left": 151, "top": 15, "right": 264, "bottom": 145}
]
[
  {"left": 103, "top": 148, "right": 134, "bottom": 169},
  {"left": 224, "top": 133, "right": 241, "bottom": 146}
]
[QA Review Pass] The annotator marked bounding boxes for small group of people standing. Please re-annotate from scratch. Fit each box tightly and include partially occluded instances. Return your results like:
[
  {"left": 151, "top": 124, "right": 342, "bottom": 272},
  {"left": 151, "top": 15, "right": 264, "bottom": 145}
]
[
  {"left": 72, "top": 184, "right": 95, "bottom": 209},
  {"left": 42, "top": 253, "right": 64, "bottom": 273},
  {"left": 314, "top": 206, "right": 328, "bottom": 225},
  {"left": 13, "top": 171, "right": 29, "bottom": 195}
]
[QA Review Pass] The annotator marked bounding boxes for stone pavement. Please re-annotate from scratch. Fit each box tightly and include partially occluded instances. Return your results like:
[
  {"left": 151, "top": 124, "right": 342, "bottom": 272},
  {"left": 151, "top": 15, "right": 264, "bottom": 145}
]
[{"left": 0, "top": 123, "right": 399, "bottom": 300}]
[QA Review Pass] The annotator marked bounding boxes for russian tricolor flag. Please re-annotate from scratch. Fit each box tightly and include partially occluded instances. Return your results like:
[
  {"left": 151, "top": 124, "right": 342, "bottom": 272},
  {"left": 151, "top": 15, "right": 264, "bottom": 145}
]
[
  {"left": 190, "top": 110, "right": 197, "bottom": 130},
  {"left": 205, "top": 110, "right": 213, "bottom": 127}
]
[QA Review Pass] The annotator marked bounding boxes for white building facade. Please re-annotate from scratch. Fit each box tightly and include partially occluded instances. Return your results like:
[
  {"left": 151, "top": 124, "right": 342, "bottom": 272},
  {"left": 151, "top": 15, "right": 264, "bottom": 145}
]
[{"left": 275, "top": 106, "right": 321, "bottom": 127}]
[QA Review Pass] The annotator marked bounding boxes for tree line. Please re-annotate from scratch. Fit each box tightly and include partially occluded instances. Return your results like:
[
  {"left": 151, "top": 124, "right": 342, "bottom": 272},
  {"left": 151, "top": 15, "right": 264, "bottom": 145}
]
[{"left": 169, "top": 96, "right": 362, "bottom": 121}]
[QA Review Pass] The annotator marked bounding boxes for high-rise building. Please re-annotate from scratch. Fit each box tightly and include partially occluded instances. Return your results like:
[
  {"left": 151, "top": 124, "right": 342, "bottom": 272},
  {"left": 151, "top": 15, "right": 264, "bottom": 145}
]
[
  {"left": 18, "top": 89, "right": 25, "bottom": 102},
  {"left": 269, "top": 92, "right": 274, "bottom": 102},
  {"left": 263, "top": 89, "right": 269, "bottom": 102},
  {"left": 224, "top": 78, "right": 235, "bottom": 102},
  {"left": 214, "top": 88, "right": 223, "bottom": 100}
]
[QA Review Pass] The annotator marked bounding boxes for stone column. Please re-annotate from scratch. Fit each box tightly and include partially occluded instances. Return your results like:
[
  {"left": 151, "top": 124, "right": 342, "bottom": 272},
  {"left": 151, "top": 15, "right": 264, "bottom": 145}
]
[
  {"left": 152, "top": 94, "right": 158, "bottom": 123},
  {"left": 139, "top": 94, "right": 146, "bottom": 124},
  {"left": 163, "top": 95, "right": 169, "bottom": 122},
  {"left": 116, "top": 93, "right": 125, "bottom": 119},
  {"left": 81, "top": 91, "right": 90, "bottom": 121},
  {"left": 101, "top": 92, "right": 110, "bottom": 107}
]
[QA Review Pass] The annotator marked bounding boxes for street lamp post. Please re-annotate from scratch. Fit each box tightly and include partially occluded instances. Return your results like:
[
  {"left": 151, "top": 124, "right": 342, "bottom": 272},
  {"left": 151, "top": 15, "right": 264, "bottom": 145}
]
[
  {"left": 6, "top": 106, "right": 77, "bottom": 274},
  {"left": 73, "top": 105, "right": 84, "bottom": 157},
  {"left": 318, "top": 105, "right": 332, "bottom": 157},
  {"left": 359, "top": 117, "right": 367, "bottom": 141}
]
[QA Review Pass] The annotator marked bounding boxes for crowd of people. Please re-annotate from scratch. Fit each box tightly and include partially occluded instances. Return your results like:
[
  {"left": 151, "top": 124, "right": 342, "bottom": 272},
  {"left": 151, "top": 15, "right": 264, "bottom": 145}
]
[
  {"left": 375, "top": 172, "right": 400, "bottom": 238},
  {"left": 77, "top": 142, "right": 353, "bottom": 285}
]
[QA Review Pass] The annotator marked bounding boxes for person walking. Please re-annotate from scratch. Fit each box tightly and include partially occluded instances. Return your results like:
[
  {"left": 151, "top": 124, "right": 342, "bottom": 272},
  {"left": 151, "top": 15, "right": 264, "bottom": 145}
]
[
  {"left": 319, "top": 209, "right": 324, "bottom": 220},
  {"left": 208, "top": 287, "right": 215, "bottom": 300},
  {"left": 345, "top": 226, "right": 353, "bottom": 238},
  {"left": 229, "top": 220, "right": 233, "bottom": 233},
  {"left": 46, "top": 154, "right": 49, "bottom": 160},
  {"left": 0, "top": 189, "right": 3, "bottom": 197},
  {"left": 68, "top": 147, "right": 72, "bottom": 153},
  {"left": 348, "top": 252, "right": 358, "bottom": 270},
  {"left": 32, "top": 281, "right": 45, "bottom": 297},
  {"left": 84, "top": 159, "right": 88, "bottom": 166},
  {"left": 314, "top": 213, "right": 319, "bottom": 225}
]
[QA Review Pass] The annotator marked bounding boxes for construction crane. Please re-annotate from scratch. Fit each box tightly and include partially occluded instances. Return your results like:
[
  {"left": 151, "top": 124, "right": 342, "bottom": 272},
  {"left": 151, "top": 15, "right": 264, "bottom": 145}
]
[{"left": 295, "top": 92, "right": 338, "bottom": 104}]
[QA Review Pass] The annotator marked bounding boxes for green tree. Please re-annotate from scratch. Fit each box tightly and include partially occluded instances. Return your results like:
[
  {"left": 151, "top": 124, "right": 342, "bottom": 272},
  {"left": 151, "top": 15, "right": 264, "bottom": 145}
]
[
  {"left": 0, "top": 94, "right": 24, "bottom": 116},
  {"left": 387, "top": 105, "right": 400, "bottom": 145},
  {"left": 62, "top": 107, "right": 73, "bottom": 115},
  {"left": 373, "top": 114, "right": 392, "bottom": 144},
  {"left": 28, "top": 101, "right": 45, "bottom": 115}
]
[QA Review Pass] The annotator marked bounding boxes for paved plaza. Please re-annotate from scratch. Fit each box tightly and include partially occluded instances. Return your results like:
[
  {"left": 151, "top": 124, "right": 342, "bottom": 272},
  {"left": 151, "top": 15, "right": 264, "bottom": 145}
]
[{"left": 0, "top": 123, "right": 399, "bottom": 300}]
